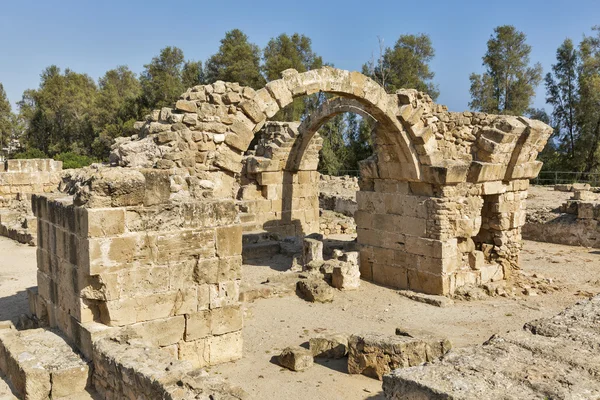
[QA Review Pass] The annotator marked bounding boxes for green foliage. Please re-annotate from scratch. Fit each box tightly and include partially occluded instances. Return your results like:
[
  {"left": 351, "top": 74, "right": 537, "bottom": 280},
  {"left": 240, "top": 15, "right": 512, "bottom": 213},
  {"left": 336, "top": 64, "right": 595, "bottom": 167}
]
[
  {"left": 18, "top": 66, "right": 98, "bottom": 156},
  {"left": 140, "top": 46, "right": 186, "bottom": 111},
  {"left": 205, "top": 29, "right": 265, "bottom": 89},
  {"left": 541, "top": 27, "right": 600, "bottom": 173},
  {"left": 0, "top": 83, "right": 13, "bottom": 153},
  {"left": 182, "top": 61, "right": 204, "bottom": 89},
  {"left": 545, "top": 39, "right": 580, "bottom": 163},
  {"left": 54, "top": 151, "right": 96, "bottom": 169},
  {"left": 576, "top": 26, "right": 600, "bottom": 172},
  {"left": 11, "top": 148, "right": 47, "bottom": 159},
  {"left": 263, "top": 33, "right": 323, "bottom": 121},
  {"left": 362, "top": 34, "right": 439, "bottom": 100},
  {"left": 469, "top": 25, "right": 543, "bottom": 115}
]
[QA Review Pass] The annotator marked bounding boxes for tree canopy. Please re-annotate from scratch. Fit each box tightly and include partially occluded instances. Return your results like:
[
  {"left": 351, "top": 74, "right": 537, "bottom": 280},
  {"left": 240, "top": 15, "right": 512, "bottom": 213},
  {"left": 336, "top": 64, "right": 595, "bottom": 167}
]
[{"left": 205, "top": 29, "right": 265, "bottom": 89}]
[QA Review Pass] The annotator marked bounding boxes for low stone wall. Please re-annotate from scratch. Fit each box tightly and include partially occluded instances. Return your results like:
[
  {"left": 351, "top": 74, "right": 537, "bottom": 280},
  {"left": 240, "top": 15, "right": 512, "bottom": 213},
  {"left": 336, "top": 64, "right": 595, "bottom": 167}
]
[
  {"left": 93, "top": 337, "right": 245, "bottom": 399},
  {"left": 29, "top": 167, "right": 243, "bottom": 369},
  {"left": 523, "top": 189, "right": 600, "bottom": 248},
  {"left": 0, "top": 159, "right": 62, "bottom": 244}
]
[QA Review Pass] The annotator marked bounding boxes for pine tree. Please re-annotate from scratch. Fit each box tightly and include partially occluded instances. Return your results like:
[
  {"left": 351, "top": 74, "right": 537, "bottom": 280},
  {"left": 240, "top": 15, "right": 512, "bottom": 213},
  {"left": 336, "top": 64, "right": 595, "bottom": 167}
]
[
  {"left": 469, "top": 25, "right": 542, "bottom": 115},
  {"left": 205, "top": 29, "right": 265, "bottom": 89}
]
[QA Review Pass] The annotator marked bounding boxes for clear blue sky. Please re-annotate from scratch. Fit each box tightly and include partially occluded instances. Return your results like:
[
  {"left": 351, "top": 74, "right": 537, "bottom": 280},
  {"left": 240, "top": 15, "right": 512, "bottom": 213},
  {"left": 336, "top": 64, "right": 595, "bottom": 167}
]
[{"left": 1, "top": 0, "right": 598, "bottom": 113}]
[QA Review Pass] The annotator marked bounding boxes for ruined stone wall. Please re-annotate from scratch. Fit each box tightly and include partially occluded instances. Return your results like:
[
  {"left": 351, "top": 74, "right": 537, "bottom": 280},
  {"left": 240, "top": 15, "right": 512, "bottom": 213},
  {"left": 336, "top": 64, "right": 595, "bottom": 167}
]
[
  {"left": 29, "top": 167, "right": 243, "bottom": 368},
  {"left": 238, "top": 122, "right": 321, "bottom": 238},
  {"left": 93, "top": 337, "right": 245, "bottom": 399},
  {"left": 357, "top": 158, "right": 530, "bottom": 294},
  {"left": 524, "top": 189, "right": 600, "bottom": 248},
  {"left": 0, "top": 159, "right": 62, "bottom": 245},
  {"left": 0, "top": 159, "right": 62, "bottom": 205}
]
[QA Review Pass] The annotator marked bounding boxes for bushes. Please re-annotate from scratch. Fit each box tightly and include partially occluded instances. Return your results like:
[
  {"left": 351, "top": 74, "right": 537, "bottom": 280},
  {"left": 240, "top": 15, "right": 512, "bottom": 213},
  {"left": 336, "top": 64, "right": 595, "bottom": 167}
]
[
  {"left": 53, "top": 152, "right": 97, "bottom": 169},
  {"left": 11, "top": 148, "right": 47, "bottom": 159}
]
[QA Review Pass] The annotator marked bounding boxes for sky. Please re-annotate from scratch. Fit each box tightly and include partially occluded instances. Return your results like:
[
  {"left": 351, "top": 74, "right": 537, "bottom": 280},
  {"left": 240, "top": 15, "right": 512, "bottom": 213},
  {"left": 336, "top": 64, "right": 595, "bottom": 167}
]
[{"left": 1, "top": 0, "right": 599, "bottom": 113}]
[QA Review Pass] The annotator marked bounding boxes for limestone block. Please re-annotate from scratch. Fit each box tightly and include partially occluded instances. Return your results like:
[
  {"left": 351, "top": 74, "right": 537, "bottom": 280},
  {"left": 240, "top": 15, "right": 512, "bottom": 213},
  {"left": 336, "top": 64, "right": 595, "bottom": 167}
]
[
  {"left": 209, "top": 280, "right": 240, "bottom": 309},
  {"left": 210, "top": 306, "right": 243, "bottom": 336},
  {"left": 178, "top": 338, "right": 209, "bottom": 368},
  {"left": 216, "top": 225, "right": 242, "bottom": 257},
  {"left": 302, "top": 237, "right": 323, "bottom": 265},
  {"left": 404, "top": 237, "right": 457, "bottom": 259},
  {"left": 122, "top": 316, "right": 185, "bottom": 347},
  {"left": 296, "top": 279, "right": 334, "bottom": 303},
  {"left": 257, "top": 171, "right": 283, "bottom": 186},
  {"left": 348, "top": 333, "right": 451, "bottom": 380},
  {"left": 81, "top": 208, "right": 125, "bottom": 238},
  {"left": 175, "top": 100, "right": 198, "bottom": 113},
  {"left": 209, "top": 330, "right": 243, "bottom": 364},
  {"left": 310, "top": 334, "right": 349, "bottom": 359},
  {"left": 468, "top": 251, "right": 485, "bottom": 270},
  {"left": 278, "top": 347, "right": 314, "bottom": 371},
  {"left": 332, "top": 263, "right": 360, "bottom": 290},
  {"left": 480, "top": 264, "right": 504, "bottom": 283},
  {"left": 185, "top": 311, "right": 211, "bottom": 341}
]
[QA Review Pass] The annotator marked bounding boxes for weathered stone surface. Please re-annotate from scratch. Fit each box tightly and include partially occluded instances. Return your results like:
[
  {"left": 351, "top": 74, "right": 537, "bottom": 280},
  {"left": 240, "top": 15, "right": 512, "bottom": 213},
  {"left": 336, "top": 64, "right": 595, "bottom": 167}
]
[
  {"left": 348, "top": 333, "right": 451, "bottom": 380},
  {"left": 309, "top": 333, "right": 349, "bottom": 359},
  {"left": 331, "top": 257, "right": 360, "bottom": 290},
  {"left": 302, "top": 237, "right": 323, "bottom": 266},
  {"left": 383, "top": 295, "right": 600, "bottom": 399},
  {"left": 278, "top": 347, "right": 314, "bottom": 371},
  {"left": 398, "top": 290, "right": 454, "bottom": 308},
  {"left": 0, "top": 328, "right": 90, "bottom": 400},
  {"left": 296, "top": 279, "right": 334, "bottom": 303}
]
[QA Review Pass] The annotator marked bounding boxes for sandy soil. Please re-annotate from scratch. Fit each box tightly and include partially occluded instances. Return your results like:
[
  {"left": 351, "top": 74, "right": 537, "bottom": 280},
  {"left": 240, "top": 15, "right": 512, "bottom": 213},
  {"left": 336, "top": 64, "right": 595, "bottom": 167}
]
[
  {"left": 211, "top": 238, "right": 600, "bottom": 399},
  {"left": 0, "top": 237, "right": 37, "bottom": 399},
  {"left": 1, "top": 231, "right": 599, "bottom": 399}
]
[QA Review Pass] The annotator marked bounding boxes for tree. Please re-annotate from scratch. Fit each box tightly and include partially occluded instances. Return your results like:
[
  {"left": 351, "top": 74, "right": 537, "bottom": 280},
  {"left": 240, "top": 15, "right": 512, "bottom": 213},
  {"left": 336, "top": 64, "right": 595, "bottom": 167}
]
[
  {"left": 182, "top": 61, "right": 204, "bottom": 89},
  {"left": 263, "top": 33, "right": 323, "bottom": 120},
  {"left": 205, "top": 29, "right": 265, "bottom": 89},
  {"left": 469, "top": 25, "right": 542, "bottom": 115},
  {"left": 92, "top": 66, "right": 142, "bottom": 158},
  {"left": 577, "top": 26, "right": 600, "bottom": 172},
  {"left": 139, "top": 46, "right": 186, "bottom": 111},
  {"left": 18, "top": 66, "right": 97, "bottom": 156},
  {"left": 0, "top": 83, "right": 13, "bottom": 156},
  {"left": 545, "top": 39, "right": 580, "bottom": 160},
  {"left": 362, "top": 34, "right": 439, "bottom": 100}
]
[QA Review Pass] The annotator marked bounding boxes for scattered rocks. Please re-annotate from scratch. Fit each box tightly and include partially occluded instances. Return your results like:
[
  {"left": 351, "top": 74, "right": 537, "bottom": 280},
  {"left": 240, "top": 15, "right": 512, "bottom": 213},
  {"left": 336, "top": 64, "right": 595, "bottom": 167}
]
[
  {"left": 296, "top": 279, "right": 334, "bottom": 303},
  {"left": 302, "top": 236, "right": 324, "bottom": 266},
  {"left": 278, "top": 347, "right": 314, "bottom": 371},
  {"left": 309, "top": 333, "right": 349, "bottom": 359}
]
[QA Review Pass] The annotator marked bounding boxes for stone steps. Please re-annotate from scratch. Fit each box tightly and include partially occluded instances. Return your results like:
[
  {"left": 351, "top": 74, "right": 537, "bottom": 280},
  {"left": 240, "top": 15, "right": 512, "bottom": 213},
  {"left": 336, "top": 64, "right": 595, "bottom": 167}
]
[
  {"left": 0, "top": 325, "right": 92, "bottom": 400},
  {"left": 383, "top": 295, "right": 600, "bottom": 399},
  {"left": 242, "top": 241, "right": 281, "bottom": 263}
]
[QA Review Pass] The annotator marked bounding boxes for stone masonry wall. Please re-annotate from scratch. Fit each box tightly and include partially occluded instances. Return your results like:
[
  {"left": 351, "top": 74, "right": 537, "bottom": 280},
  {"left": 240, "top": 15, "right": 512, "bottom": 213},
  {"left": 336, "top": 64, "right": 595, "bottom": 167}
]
[
  {"left": 0, "top": 159, "right": 62, "bottom": 244},
  {"left": 238, "top": 122, "right": 322, "bottom": 238},
  {"left": 28, "top": 167, "right": 243, "bottom": 368},
  {"left": 357, "top": 157, "right": 530, "bottom": 294}
]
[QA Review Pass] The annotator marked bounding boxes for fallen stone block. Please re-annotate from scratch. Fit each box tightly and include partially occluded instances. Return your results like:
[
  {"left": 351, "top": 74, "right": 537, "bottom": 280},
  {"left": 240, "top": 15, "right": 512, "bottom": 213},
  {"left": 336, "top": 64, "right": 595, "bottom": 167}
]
[
  {"left": 302, "top": 237, "right": 323, "bottom": 266},
  {"left": 278, "top": 347, "right": 314, "bottom": 371},
  {"left": 296, "top": 279, "right": 334, "bottom": 303},
  {"left": 398, "top": 290, "right": 454, "bottom": 307},
  {"left": 348, "top": 333, "right": 452, "bottom": 380},
  {"left": 331, "top": 262, "right": 360, "bottom": 290},
  {"left": 309, "top": 333, "right": 349, "bottom": 359}
]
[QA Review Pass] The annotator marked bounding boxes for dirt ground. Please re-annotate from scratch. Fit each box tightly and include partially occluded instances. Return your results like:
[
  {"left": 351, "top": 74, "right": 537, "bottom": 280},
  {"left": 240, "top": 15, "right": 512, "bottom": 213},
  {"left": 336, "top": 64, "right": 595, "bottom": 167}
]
[{"left": 1, "top": 184, "right": 599, "bottom": 399}]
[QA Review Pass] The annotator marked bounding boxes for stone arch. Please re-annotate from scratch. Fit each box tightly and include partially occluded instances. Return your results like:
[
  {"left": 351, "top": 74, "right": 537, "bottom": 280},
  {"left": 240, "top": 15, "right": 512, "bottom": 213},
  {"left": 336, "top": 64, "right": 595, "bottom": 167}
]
[
  {"left": 228, "top": 67, "right": 432, "bottom": 181},
  {"left": 288, "top": 96, "right": 377, "bottom": 172}
]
